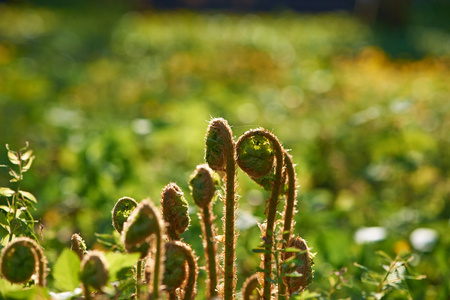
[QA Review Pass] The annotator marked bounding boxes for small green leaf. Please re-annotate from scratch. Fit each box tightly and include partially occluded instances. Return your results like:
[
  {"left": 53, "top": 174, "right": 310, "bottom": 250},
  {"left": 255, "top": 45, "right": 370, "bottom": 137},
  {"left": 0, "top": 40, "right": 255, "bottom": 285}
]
[
  {"left": 285, "top": 247, "right": 306, "bottom": 253},
  {"left": 19, "top": 191, "right": 37, "bottom": 203},
  {"left": 0, "top": 205, "right": 13, "bottom": 213},
  {"left": 105, "top": 252, "right": 140, "bottom": 282},
  {"left": 53, "top": 249, "right": 81, "bottom": 291},
  {"left": 22, "top": 156, "right": 35, "bottom": 172},
  {"left": 21, "top": 150, "right": 33, "bottom": 161},
  {"left": 252, "top": 248, "right": 271, "bottom": 254},
  {"left": 0, "top": 224, "right": 9, "bottom": 240},
  {"left": 0, "top": 211, "right": 9, "bottom": 226},
  {"left": 7, "top": 151, "right": 20, "bottom": 165},
  {"left": 285, "top": 271, "right": 303, "bottom": 278},
  {"left": 9, "top": 169, "right": 20, "bottom": 180},
  {"left": 0, "top": 187, "right": 15, "bottom": 197}
]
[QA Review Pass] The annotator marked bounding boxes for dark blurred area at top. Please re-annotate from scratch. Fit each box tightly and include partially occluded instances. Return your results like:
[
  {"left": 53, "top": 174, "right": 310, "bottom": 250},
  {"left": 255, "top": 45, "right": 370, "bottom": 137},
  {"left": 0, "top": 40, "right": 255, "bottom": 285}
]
[{"left": 1, "top": 0, "right": 449, "bottom": 59}]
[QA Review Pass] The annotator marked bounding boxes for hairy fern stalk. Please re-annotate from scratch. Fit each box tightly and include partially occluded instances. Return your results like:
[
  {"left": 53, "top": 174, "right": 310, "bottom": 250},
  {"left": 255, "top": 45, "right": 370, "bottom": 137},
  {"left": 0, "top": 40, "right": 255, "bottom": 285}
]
[{"left": 0, "top": 119, "right": 315, "bottom": 300}]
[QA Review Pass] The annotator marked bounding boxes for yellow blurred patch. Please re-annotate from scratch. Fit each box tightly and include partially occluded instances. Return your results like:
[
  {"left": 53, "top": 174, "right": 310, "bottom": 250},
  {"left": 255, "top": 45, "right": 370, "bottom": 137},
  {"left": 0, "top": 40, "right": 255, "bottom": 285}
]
[{"left": 394, "top": 240, "right": 411, "bottom": 255}]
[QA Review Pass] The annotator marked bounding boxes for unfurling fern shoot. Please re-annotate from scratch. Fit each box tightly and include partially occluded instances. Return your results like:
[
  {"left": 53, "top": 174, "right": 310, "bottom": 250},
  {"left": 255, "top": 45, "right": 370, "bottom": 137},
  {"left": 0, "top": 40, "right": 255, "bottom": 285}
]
[
  {"left": 0, "top": 237, "right": 48, "bottom": 287},
  {"left": 189, "top": 164, "right": 218, "bottom": 299},
  {"left": 205, "top": 118, "right": 237, "bottom": 300},
  {"left": 71, "top": 233, "right": 88, "bottom": 260},
  {"left": 163, "top": 240, "right": 198, "bottom": 300},
  {"left": 161, "top": 182, "right": 190, "bottom": 241},
  {"left": 112, "top": 196, "right": 138, "bottom": 234},
  {"left": 282, "top": 237, "right": 314, "bottom": 297},
  {"left": 80, "top": 251, "right": 109, "bottom": 300},
  {"left": 236, "top": 129, "right": 284, "bottom": 300},
  {"left": 122, "top": 199, "right": 164, "bottom": 300}
]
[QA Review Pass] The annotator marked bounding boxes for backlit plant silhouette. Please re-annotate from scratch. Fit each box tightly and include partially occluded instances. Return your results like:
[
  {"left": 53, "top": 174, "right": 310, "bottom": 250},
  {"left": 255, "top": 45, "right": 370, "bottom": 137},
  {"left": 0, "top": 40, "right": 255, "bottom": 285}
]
[{"left": 0, "top": 119, "right": 424, "bottom": 299}]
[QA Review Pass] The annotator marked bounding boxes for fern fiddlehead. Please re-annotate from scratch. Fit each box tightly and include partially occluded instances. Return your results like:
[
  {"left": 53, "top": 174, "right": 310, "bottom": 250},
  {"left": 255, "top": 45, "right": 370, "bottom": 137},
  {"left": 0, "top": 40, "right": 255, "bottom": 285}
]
[
  {"left": 236, "top": 129, "right": 285, "bottom": 300},
  {"left": 205, "top": 118, "right": 237, "bottom": 300},
  {"left": 189, "top": 164, "right": 218, "bottom": 299},
  {"left": 0, "top": 237, "right": 48, "bottom": 287}
]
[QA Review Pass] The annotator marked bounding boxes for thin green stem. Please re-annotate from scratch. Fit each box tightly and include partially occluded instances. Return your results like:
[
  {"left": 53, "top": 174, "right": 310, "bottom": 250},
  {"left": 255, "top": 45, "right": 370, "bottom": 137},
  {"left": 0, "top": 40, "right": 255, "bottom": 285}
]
[
  {"left": 136, "top": 259, "right": 142, "bottom": 299},
  {"left": 9, "top": 153, "right": 23, "bottom": 243}
]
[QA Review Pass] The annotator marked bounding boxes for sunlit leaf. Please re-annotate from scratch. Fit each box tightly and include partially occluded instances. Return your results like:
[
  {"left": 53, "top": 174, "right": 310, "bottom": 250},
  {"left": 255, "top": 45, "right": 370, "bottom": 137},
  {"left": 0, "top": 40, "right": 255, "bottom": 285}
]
[
  {"left": 9, "top": 169, "right": 20, "bottom": 180},
  {"left": 19, "top": 190, "right": 37, "bottom": 203},
  {"left": 7, "top": 151, "right": 20, "bottom": 165},
  {"left": 53, "top": 249, "right": 81, "bottom": 291},
  {"left": 0, "top": 187, "right": 15, "bottom": 197},
  {"left": 21, "top": 150, "right": 33, "bottom": 161},
  {"left": 22, "top": 156, "right": 35, "bottom": 172}
]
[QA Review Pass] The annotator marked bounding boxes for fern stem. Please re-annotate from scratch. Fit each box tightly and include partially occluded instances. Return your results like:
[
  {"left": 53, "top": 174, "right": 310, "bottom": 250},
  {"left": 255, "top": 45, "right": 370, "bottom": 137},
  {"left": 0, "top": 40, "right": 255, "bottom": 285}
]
[
  {"left": 201, "top": 204, "right": 218, "bottom": 299},
  {"left": 240, "top": 130, "right": 284, "bottom": 300},
  {"left": 136, "top": 259, "right": 142, "bottom": 299},
  {"left": 205, "top": 118, "right": 237, "bottom": 300}
]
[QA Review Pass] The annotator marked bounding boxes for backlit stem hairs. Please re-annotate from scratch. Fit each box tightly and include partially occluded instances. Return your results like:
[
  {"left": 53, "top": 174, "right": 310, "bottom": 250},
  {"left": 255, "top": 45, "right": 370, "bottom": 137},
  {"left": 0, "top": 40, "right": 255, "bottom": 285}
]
[
  {"left": 205, "top": 118, "right": 237, "bottom": 300},
  {"left": 236, "top": 128, "right": 284, "bottom": 300},
  {"left": 71, "top": 233, "right": 88, "bottom": 260},
  {"left": 279, "top": 150, "right": 298, "bottom": 298},
  {"left": 189, "top": 164, "right": 218, "bottom": 299}
]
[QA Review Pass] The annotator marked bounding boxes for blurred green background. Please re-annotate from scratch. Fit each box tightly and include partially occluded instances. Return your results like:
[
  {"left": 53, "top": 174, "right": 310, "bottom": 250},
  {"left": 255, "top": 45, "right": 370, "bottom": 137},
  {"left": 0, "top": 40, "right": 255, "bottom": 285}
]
[{"left": 0, "top": 0, "right": 449, "bottom": 298}]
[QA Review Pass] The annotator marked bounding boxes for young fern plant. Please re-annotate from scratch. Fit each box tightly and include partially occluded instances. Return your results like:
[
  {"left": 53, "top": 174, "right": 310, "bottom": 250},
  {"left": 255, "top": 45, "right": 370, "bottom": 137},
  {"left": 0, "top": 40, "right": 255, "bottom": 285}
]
[
  {"left": 236, "top": 128, "right": 285, "bottom": 299},
  {"left": 161, "top": 182, "right": 190, "bottom": 241},
  {"left": 0, "top": 237, "right": 48, "bottom": 287},
  {"left": 189, "top": 164, "right": 219, "bottom": 300},
  {"left": 80, "top": 250, "right": 109, "bottom": 300},
  {"left": 205, "top": 118, "right": 238, "bottom": 299},
  {"left": 121, "top": 199, "right": 164, "bottom": 300},
  {"left": 163, "top": 240, "right": 199, "bottom": 300}
]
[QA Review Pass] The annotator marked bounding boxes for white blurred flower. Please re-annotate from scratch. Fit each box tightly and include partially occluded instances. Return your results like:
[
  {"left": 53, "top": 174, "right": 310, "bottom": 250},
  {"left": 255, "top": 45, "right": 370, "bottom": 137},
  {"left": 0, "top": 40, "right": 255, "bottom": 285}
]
[
  {"left": 410, "top": 228, "right": 438, "bottom": 252},
  {"left": 354, "top": 227, "right": 387, "bottom": 244}
]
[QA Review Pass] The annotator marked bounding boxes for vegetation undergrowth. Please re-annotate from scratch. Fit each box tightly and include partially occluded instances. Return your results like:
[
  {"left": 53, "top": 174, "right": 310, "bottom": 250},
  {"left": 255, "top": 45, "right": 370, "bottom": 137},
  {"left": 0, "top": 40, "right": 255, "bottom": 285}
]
[{"left": 0, "top": 119, "right": 425, "bottom": 299}]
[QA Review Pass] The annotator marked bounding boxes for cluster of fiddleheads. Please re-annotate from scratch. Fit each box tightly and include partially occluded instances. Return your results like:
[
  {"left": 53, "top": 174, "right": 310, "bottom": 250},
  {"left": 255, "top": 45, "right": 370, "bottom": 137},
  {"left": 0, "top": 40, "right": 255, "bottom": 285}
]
[{"left": 0, "top": 118, "right": 312, "bottom": 300}]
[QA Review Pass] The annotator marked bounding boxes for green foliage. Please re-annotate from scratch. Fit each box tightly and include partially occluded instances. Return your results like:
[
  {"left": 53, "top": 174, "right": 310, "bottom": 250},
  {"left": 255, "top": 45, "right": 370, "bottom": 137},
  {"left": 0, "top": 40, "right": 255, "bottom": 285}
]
[
  {"left": 0, "top": 2, "right": 448, "bottom": 299},
  {"left": 0, "top": 143, "right": 39, "bottom": 243},
  {"left": 52, "top": 248, "right": 80, "bottom": 291}
]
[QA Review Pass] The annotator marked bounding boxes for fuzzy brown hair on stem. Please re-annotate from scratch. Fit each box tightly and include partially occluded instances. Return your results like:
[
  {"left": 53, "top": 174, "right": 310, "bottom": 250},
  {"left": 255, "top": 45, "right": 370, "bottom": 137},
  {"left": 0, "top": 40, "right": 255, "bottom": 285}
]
[
  {"left": 236, "top": 128, "right": 284, "bottom": 300},
  {"left": 71, "top": 233, "right": 88, "bottom": 260},
  {"left": 189, "top": 164, "right": 218, "bottom": 299},
  {"left": 278, "top": 150, "right": 298, "bottom": 298},
  {"left": 205, "top": 118, "right": 237, "bottom": 300}
]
